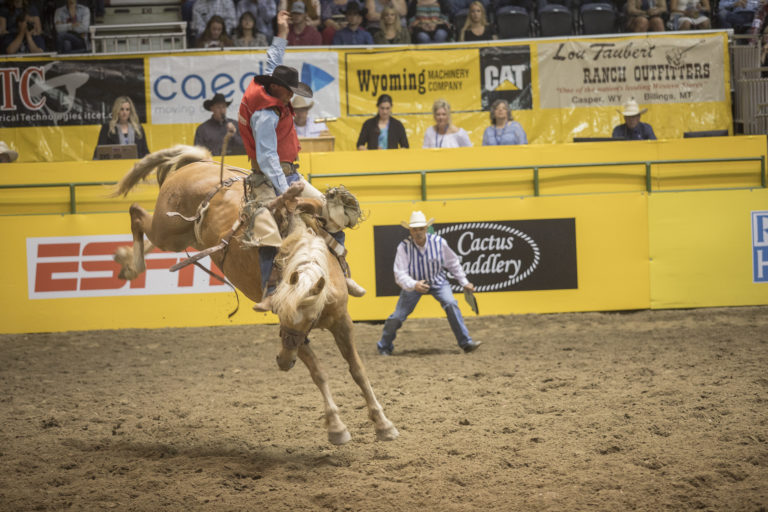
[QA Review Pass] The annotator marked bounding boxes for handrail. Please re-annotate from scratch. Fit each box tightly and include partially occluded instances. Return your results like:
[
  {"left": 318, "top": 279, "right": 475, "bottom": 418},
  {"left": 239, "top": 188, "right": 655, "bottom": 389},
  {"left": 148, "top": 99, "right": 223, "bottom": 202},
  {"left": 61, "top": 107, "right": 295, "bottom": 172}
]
[
  {"left": 308, "top": 157, "right": 767, "bottom": 200},
  {"left": 0, "top": 181, "right": 117, "bottom": 214},
  {"left": 0, "top": 155, "right": 765, "bottom": 214}
]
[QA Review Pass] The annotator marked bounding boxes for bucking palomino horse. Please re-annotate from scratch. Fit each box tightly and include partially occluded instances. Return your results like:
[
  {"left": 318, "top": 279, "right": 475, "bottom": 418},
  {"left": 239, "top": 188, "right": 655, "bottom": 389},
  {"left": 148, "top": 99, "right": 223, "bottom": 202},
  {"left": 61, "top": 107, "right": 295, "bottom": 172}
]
[{"left": 112, "top": 144, "right": 398, "bottom": 445}]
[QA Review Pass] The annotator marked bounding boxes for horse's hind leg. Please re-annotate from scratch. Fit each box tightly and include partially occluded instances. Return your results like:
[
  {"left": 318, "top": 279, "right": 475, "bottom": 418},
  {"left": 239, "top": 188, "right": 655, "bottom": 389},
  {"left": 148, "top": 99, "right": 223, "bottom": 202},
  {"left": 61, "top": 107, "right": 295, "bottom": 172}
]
[
  {"left": 330, "top": 313, "right": 399, "bottom": 442},
  {"left": 297, "top": 343, "right": 352, "bottom": 445},
  {"left": 114, "top": 203, "right": 155, "bottom": 280}
]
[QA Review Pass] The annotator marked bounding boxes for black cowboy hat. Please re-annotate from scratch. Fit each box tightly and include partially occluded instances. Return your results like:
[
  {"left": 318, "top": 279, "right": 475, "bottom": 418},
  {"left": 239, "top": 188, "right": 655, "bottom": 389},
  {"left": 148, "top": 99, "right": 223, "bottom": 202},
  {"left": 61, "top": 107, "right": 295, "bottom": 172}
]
[
  {"left": 203, "top": 93, "right": 232, "bottom": 110},
  {"left": 253, "top": 65, "right": 313, "bottom": 98}
]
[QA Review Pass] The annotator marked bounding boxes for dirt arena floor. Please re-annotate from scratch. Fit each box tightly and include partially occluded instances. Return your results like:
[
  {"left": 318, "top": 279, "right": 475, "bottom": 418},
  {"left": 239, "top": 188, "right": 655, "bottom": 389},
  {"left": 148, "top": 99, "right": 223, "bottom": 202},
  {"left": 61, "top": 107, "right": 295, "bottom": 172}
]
[{"left": 1, "top": 306, "right": 767, "bottom": 511}]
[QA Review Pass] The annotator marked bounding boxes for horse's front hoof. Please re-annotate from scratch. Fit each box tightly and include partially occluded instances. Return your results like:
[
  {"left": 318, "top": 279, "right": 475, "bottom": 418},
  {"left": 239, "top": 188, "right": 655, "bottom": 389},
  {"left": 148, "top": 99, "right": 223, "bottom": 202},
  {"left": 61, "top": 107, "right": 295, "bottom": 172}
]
[
  {"left": 276, "top": 355, "right": 295, "bottom": 371},
  {"left": 328, "top": 429, "right": 351, "bottom": 445},
  {"left": 376, "top": 426, "right": 399, "bottom": 442},
  {"left": 118, "top": 268, "right": 138, "bottom": 280}
]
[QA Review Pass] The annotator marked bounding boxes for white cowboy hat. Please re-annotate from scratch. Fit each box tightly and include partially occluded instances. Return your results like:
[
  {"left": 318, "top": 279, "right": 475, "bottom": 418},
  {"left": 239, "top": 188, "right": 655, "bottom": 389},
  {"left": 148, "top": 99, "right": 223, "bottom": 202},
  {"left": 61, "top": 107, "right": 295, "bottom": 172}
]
[
  {"left": 291, "top": 95, "right": 314, "bottom": 110},
  {"left": 400, "top": 210, "right": 434, "bottom": 229},
  {"left": 0, "top": 141, "right": 18, "bottom": 162},
  {"left": 618, "top": 99, "right": 647, "bottom": 117}
]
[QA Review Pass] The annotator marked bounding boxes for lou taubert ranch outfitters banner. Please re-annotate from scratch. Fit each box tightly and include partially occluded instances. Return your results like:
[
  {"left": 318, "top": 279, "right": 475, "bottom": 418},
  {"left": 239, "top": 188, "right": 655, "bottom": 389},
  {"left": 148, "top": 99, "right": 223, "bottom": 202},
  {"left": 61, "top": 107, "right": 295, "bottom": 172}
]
[{"left": 0, "top": 31, "right": 731, "bottom": 161}]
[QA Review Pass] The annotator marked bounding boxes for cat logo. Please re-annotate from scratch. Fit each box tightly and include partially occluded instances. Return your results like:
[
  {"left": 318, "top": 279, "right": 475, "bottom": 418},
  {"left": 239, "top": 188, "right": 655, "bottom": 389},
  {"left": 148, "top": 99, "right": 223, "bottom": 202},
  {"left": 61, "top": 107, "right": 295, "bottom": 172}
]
[{"left": 483, "top": 64, "right": 526, "bottom": 92}]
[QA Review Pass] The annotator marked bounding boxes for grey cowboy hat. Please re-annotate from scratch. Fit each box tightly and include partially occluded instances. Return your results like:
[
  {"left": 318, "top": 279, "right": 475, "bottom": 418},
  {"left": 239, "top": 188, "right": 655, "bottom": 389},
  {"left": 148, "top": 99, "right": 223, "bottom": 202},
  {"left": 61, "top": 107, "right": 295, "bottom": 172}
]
[
  {"left": 254, "top": 65, "right": 313, "bottom": 98},
  {"left": 203, "top": 93, "right": 232, "bottom": 111}
]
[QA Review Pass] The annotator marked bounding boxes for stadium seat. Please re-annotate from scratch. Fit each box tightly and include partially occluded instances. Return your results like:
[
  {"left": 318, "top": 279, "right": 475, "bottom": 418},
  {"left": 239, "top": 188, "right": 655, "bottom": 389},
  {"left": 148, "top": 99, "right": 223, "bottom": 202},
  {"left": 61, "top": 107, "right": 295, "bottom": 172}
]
[
  {"left": 454, "top": 8, "right": 469, "bottom": 40},
  {"left": 580, "top": 2, "right": 617, "bottom": 34},
  {"left": 538, "top": 4, "right": 574, "bottom": 36},
  {"left": 496, "top": 5, "right": 532, "bottom": 38}
]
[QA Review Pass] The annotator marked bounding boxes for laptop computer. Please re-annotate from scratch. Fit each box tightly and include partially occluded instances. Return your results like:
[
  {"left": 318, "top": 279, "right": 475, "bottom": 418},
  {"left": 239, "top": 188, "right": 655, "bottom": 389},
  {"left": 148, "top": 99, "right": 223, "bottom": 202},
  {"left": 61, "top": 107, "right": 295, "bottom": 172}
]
[{"left": 94, "top": 144, "right": 138, "bottom": 160}]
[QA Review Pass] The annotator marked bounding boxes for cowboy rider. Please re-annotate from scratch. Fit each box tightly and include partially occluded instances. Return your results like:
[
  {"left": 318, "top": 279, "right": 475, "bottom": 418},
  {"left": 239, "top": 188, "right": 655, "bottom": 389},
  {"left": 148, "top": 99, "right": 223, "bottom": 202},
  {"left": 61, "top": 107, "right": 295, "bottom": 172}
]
[{"left": 238, "top": 9, "right": 365, "bottom": 312}]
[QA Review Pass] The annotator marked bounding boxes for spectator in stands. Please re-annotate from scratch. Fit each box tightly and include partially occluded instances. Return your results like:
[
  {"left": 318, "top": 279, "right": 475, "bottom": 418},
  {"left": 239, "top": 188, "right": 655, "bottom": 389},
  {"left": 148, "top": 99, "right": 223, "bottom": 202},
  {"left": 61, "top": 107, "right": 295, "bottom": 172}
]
[
  {"left": 625, "top": 0, "right": 667, "bottom": 31},
  {"left": 364, "top": 0, "right": 407, "bottom": 37},
  {"left": 194, "top": 93, "right": 246, "bottom": 155},
  {"left": 191, "top": 0, "right": 236, "bottom": 41},
  {"left": 718, "top": 0, "right": 761, "bottom": 31},
  {"left": 373, "top": 5, "right": 410, "bottom": 42},
  {"left": 482, "top": 99, "right": 527, "bottom": 146},
  {"left": 458, "top": 0, "right": 495, "bottom": 40},
  {"left": 53, "top": 0, "right": 89, "bottom": 53},
  {"left": 357, "top": 94, "right": 409, "bottom": 150},
  {"left": 279, "top": 0, "right": 322, "bottom": 27},
  {"left": 409, "top": 0, "right": 451, "bottom": 43},
  {"left": 292, "top": 95, "right": 330, "bottom": 137},
  {"left": 0, "top": 141, "right": 18, "bottom": 163},
  {"left": 612, "top": 99, "right": 656, "bottom": 140},
  {"left": 668, "top": 0, "right": 711, "bottom": 28},
  {"left": 423, "top": 99, "right": 472, "bottom": 148},
  {"left": 195, "top": 14, "right": 234, "bottom": 47},
  {"left": 320, "top": 0, "right": 350, "bottom": 44},
  {"left": 287, "top": 0, "right": 322, "bottom": 44},
  {"left": 0, "top": 0, "right": 45, "bottom": 53},
  {"left": 233, "top": 11, "right": 268, "bottom": 46},
  {"left": 94, "top": 96, "right": 150, "bottom": 159},
  {"left": 332, "top": 1, "right": 373, "bottom": 44},
  {"left": 236, "top": 0, "right": 276, "bottom": 42},
  {"left": 375, "top": 210, "right": 482, "bottom": 356},
  {"left": 443, "top": 0, "right": 490, "bottom": 24}
]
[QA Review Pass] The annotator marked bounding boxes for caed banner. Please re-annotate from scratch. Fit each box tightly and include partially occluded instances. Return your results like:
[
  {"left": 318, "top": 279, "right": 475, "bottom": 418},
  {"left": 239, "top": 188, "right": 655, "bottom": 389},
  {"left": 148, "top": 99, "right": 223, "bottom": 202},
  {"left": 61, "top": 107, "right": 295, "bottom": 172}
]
[{"left": 373, "top": 219, "right": 577, "bottom": 296}]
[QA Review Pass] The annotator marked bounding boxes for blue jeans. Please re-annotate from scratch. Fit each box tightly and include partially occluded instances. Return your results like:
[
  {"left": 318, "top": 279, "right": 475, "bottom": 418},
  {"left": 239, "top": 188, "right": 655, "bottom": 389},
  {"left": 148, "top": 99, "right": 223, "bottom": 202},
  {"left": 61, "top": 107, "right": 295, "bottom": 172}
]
[{"left": 377, "top": 281, "right": 473, "bottom": 352}]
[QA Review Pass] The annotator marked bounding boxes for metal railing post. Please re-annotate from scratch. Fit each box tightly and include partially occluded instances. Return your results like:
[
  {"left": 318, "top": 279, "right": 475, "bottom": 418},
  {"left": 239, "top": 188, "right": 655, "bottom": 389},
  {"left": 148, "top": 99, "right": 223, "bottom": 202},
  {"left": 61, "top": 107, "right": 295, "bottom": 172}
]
[
  {"left": 533, "top": 167, "right": 539, "bottom": 196},
  {"left": 645, "top": 163, "right": 652, "bottom": 193},
  {"left": 421, "top": 171, "right": 427, "bottom": 201},
  {"left": 762, "top": 156, "right": 766, "bottom": 188},
  {"left": 69, "top": 184, "right": 77, "bottom": 214}
]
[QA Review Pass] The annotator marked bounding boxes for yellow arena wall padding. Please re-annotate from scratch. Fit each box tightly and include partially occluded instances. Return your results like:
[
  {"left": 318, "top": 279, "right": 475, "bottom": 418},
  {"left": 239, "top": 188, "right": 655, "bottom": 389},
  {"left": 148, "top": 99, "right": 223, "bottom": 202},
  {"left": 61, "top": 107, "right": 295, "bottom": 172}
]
[
  {"left": 648, "top": 188, "right": 768, "bottom": 308},
  {"left": 0, "top": 192, "right": 650, "bottom": 334}
]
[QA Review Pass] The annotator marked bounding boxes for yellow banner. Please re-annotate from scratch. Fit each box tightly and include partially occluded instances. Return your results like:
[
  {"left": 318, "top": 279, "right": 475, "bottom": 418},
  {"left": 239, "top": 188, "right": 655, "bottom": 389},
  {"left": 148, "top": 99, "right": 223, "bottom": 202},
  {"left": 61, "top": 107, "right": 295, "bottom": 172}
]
[{"left": 343, "top": 48, "right": 482, "bottom": 115}]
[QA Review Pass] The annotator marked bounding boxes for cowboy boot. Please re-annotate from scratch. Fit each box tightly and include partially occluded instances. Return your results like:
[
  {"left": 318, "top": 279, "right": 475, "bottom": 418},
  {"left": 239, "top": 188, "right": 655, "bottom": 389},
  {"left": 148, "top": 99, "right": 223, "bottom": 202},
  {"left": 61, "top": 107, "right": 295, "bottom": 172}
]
[
  {"left": 337, "top": 254, "right": 366, "bottom": 297},
  {"left": 253, "top": 248, "right": 278, "bottom": 312}
]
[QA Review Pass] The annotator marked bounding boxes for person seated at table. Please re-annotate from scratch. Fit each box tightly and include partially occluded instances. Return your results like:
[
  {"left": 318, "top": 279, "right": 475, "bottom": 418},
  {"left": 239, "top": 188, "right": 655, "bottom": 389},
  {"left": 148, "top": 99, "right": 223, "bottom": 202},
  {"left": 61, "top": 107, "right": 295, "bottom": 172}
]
[
  {"left": 612, "top": 99, "right": 656, "bottom": 140},
  {"left": 93, "top": 96, "right": 150, "bottom": 159},
  {"left": 292, "top": 95, "right": 330, "bottom": 137},
  {"left": 422, "top": 99, "right": 472, "bottom": 148},
  {"left": 357, "top": 94, "right": 409, "bottom": 150},
  {"left": 482, "top": 99, "right": 527, "bottom": 146}
]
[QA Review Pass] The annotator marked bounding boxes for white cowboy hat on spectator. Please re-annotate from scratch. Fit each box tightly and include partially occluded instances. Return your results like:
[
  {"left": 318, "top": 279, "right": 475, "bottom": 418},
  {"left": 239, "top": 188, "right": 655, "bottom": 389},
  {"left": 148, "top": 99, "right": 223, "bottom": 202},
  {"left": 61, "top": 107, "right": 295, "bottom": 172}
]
[
  {"left": 291, "top": 95, "right": 314, "bottom": 110},
  {"left": 618, "top": 99, "right": 647, "bottom": 117},
  {"left": 401, "top": 210, "right": 434, "bottom": 229},
  {"left": 0, "top": 141, "right": 18, "bottom": 162}
]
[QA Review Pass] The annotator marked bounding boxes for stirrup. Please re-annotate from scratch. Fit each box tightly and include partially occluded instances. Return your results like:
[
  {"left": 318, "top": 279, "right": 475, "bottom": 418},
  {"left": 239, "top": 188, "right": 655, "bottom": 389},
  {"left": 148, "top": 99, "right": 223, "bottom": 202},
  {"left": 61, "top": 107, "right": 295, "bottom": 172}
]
[{"left": 346, "top": 277, "right": 366, "bottom": 297}]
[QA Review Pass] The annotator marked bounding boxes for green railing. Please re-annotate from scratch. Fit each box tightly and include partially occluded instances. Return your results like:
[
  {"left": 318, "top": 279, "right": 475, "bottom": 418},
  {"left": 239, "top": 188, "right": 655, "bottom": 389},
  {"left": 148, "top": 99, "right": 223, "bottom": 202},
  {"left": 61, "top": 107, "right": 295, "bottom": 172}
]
[
  {"left": 0, "top": 181, "right": 117, "bottom": 214},
  {"left": 0, "top": 156, "right": 765, "bottom": 214},
  {"left": 308, "top": 156, "right": 767, "bottom": 201}
]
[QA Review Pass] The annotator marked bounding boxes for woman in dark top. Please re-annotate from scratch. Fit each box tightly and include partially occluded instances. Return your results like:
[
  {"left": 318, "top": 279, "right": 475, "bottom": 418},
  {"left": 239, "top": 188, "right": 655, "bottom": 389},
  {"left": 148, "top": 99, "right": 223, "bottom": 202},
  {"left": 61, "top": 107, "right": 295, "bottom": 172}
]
[
  {"left": 357, "top": 94, "right": 409, "bottom": 150},
  {"left": 94, "top": 96, "right": 150, "bottom": 159},
  {"left": 459, "top": 1, "right": 496, "bottom": 41}
]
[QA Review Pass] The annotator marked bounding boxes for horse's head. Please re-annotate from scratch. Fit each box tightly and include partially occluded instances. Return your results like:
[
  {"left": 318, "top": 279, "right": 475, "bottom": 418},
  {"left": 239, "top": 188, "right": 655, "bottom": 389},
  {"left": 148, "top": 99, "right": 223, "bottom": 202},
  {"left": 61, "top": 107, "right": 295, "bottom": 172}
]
[{"left": 271, "top": 222, "right": 333, "bottom": 371}]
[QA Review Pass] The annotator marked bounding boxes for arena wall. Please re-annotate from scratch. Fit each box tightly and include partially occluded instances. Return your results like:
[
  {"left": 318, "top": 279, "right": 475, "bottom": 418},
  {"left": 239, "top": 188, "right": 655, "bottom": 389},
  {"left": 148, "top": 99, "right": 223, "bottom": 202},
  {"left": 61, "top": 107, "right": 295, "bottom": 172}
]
[{"left": 0, "top": 136, "right": 765, "bottom": 334}]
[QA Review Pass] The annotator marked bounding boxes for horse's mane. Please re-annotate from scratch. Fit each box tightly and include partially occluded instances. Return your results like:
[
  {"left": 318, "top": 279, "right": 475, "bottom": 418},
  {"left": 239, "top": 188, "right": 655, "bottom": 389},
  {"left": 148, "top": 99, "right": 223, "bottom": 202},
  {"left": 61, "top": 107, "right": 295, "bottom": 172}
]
[
  {"left": 111, "top": 145, "right": 212, "bottom": 197},
  {"left": 271, "top": 216, "right": 335, "bottom": 326}
]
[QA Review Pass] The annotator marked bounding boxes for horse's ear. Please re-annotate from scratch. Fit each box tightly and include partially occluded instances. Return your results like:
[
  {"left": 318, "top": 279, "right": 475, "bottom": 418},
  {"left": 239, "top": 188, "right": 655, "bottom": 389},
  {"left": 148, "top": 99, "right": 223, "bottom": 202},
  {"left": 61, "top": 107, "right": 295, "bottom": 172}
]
[
  {"left": 289, "top": 271, "right": 299, "bottom": 285},
  {"left": 309, "top": 277, "right": 325, "bottom": 296}
]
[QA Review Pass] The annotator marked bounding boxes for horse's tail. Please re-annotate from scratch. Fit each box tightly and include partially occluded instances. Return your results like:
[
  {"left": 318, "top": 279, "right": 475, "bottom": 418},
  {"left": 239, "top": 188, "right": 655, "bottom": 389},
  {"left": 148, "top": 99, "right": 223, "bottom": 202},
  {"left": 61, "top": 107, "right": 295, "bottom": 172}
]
[{"left": 111, "top": 145, "right": 212, "bottom": 197}]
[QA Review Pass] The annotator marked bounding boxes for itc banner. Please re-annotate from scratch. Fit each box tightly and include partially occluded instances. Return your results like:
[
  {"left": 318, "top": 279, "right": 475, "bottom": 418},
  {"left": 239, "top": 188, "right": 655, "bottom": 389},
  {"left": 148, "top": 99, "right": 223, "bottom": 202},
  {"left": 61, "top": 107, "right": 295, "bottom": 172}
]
[
  {"left": 149, "top": 51, "right": 340, "bottom": 124},
  {"left": 0, "top": 58, "right": 146, "bottom": 127},
  {"left": 373, "top": 219, "right": 577, "bottom": 296},
  {"left": 538, "top": 36, "right": 726, "bottom": 109},
  {"left": 27, "top": 235, "right": 227, "bottom": 299}
]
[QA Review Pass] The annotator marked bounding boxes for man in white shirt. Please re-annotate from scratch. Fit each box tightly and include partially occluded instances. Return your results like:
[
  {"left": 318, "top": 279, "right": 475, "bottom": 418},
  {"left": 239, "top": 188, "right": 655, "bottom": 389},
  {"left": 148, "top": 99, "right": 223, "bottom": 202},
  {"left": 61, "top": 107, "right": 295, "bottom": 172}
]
[
  {"left": 376, "top": 211, "right": 482, "bottom": 355},
  {"left": 292, "top": 95, "right": 329, "bottom": 137}
]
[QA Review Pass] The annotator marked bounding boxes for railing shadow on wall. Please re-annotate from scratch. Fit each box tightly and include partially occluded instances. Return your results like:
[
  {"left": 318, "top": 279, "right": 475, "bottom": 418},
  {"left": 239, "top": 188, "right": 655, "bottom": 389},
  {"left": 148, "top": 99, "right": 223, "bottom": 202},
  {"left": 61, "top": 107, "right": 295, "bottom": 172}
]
[{"left": 1, "top": 155, "right": 765, "bottom": 215}]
